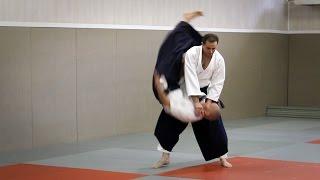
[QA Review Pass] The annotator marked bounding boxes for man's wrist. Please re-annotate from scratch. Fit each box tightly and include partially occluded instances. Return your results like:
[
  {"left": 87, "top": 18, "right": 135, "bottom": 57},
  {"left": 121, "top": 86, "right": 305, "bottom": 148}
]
[
  {"left": 194, "top": 102, "right": 203, "bottom": 111},
  {"left": 191, "top": 96, "right": 200, "bottom": 103},
  {"left": 206, "top": 98, "right": 218, "bottom": 104},
  {"left": 206, "top": 99, "right": 213, "bottom": 103}
]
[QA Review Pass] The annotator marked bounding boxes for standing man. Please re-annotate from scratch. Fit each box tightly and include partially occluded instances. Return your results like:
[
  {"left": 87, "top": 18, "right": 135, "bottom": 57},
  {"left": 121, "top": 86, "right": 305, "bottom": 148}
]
[
  {"left": 152, "top": 11, "right": 232, "bottom": 168},
  {"left": 183, "top": 33, "right": 232, "bottom": 168}
]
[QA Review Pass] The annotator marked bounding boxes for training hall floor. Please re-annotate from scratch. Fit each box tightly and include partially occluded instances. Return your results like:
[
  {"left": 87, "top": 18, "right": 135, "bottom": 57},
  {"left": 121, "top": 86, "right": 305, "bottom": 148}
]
[{"left": 1, "top": 117, "right": 320, "bottom": 179}]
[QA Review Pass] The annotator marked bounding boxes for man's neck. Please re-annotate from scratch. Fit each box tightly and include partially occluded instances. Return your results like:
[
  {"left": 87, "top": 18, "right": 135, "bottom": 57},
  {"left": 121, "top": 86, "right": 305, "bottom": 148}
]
[{"left": 202, "top": 53, "right": 212, "bottom": 60}]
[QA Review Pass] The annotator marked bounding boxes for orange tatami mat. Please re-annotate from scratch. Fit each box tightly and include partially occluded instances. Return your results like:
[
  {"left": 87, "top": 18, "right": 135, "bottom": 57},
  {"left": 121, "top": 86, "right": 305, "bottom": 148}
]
[
  {"left": 159, "top": 157, "right": 320, "bottom": 180},
  {"left": 308, "top": 139, "right": 320, "bottom": 144},
  {"left": 0, "top": 164, "right": 146, "bottom": 180}
]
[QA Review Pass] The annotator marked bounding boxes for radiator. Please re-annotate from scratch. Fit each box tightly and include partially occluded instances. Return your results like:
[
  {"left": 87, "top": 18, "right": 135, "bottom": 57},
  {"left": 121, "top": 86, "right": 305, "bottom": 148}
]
[{"left": 266, "top": 106, "right": 320, "bottom": 119}]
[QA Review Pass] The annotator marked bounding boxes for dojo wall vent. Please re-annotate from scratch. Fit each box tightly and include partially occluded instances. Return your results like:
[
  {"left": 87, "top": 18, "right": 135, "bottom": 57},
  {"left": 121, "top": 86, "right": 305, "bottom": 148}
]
[
  {"left": 266, "top": 106, "right": 320, "bottom": 119},
  {"left": 290, "top": 0, "right": 320, "bottom": 5}
]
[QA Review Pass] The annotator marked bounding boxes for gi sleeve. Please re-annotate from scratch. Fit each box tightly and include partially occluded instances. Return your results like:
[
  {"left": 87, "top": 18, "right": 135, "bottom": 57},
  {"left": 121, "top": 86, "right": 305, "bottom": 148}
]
[
  {"left": 184, "top": 48, "right": 203, "bottom": 97},
  {"left": 206, "top": 57, "right": 225, "bottom": 102}
]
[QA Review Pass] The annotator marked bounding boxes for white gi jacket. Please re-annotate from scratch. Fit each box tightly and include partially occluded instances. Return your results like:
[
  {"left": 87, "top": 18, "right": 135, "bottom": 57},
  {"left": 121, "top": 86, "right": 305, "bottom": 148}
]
[
  {"left": 159, "top": 75, "right": 201, "bottom": 122},
  {"left": 184, "top": 45, "right": 225, "bottom": 102}
]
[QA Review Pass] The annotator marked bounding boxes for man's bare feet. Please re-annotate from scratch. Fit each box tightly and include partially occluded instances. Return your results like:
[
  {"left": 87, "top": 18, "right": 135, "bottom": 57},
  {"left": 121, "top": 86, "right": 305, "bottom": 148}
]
[
  {"left": 152, "top": 152, "right": 170, "bottom": 168},
  {"left": 183, "top": 11, "right": 203, "bottom": 22},
  {"left": 220, "top": 157, "right": 232, "bottom": 168}
]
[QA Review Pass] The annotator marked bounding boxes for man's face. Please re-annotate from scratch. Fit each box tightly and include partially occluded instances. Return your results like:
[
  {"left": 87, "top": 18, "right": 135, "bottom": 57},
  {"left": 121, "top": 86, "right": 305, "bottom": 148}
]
[{"left": 202, "top": 41, "right": 218, "bottom": 57}]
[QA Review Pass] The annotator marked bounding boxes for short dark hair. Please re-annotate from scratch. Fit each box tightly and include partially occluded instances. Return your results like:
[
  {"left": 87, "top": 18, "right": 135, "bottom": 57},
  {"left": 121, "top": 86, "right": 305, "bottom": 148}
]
[{"left": 202, "top": 33, "right": 219, "bottom": 44}]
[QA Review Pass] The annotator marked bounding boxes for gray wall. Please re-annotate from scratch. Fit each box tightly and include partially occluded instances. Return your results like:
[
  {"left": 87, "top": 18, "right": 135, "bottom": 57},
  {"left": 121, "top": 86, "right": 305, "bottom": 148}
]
[
  {"left": 0, "top": 27, "right": 32, "bottom": 151},
  {"left": 288, "top": 34, "right": 320, "bottom": 107},
  {"left": 31, "top": 28, "right": 77, "bottom": 147},
  {"left": 288, "top": 2, "right": 320, "bottom": 106},
  {"left": 0, "top": 27, "right": 165, "bottom": 152},
  {"left": 289, "top": 2, "right": 320, "bottom": 31},
  {"left": 0, "top": 0, "right": 287, "bottom": 30},
  {"left": 0, "top": 27, "right": 289, "bottom": 152},
  {"left": 219, "top": 33, "right": 288, "bottom": 119}
]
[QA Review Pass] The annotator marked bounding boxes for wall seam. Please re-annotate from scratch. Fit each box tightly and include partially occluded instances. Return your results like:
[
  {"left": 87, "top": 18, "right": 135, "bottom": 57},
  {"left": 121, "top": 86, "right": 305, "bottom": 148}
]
[
  {"left": 287, "top": 33, "right": 290, "bottom": 106},
  {"left": 286, "top": 0, "right": 290, "bottom": 106},
  {"left": 75, "top": 29, "right": 79, "bottom": 144},
  {"left": 30, "top": 27, "right": 34, "bottom": 148},
  {"left": 114, "top": 30, "right": 118, "bottom": 135},
  {"left": 288, "top": 0, "right": 290, "bottom": 31},
  {"left": 0, "top": 21, "right": 292, "bottom": 34}
]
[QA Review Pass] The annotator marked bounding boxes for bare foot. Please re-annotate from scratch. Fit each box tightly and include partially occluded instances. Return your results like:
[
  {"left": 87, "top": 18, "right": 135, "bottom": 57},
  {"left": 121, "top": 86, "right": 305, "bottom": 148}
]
[
  {"left": 152, "top": 159, "right": 170, "bottom": 168},
  {"left": 152, "top": 153, "right": 170, "bottom": 168},
  {"left": 220, "top": 158, "right": 232, "bottom": 168},
  {"left": 183, "top": 11, "right": 203, "bottom": 22}
]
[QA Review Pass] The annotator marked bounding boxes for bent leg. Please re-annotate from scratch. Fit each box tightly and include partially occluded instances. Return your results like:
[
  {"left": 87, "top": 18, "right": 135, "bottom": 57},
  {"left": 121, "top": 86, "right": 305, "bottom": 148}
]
[
  {"left": 154, "top": 110, "right": 189, "bottom": 152},
  {"left": 191, "top": 116, "right": 228, "bottom": 161}
]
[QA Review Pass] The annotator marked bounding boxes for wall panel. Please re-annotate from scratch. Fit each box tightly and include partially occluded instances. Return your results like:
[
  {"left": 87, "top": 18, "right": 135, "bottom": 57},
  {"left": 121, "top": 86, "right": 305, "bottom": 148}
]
[
  {"left": 0, "top": 28, "right": 32, "bottom": 151},
  {"left": 31, "top": 28, "right": 77, "bottom": 147}
]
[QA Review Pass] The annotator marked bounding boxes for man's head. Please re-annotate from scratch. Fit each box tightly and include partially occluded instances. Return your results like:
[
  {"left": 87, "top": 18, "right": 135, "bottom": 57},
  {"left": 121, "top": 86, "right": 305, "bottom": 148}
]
[
  {"left": 202, "top": 33, "right": 219, "bottom": 57},
  {"left": 202, "top": 102, "right": 221, "bottom": 121}
]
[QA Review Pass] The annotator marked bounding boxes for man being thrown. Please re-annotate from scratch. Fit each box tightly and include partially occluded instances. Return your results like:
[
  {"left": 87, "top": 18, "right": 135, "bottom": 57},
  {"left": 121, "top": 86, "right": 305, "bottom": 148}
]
[
  {"left": 153, "top": 72, "right": 221, "bottom": 123},
  {"left": 152, "top": 11, "right": 232, "bottom": 169}
]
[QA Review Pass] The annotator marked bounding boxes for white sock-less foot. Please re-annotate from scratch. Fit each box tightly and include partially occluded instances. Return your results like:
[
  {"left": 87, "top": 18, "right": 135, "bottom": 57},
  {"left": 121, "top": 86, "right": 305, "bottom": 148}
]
[
  {"left": 183, "top": 11, "right": 203, "bottom": 22},
  {"left": 152, "top": 153, "right": 170, "bottom": 169},
  {"left": 220, "top": 157, "right": 232, "bottom": 168}
]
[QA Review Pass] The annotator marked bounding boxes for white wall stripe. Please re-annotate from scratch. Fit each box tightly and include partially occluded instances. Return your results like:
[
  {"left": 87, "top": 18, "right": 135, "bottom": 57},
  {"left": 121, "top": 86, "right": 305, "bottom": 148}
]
[
  {"left": 287, "top": 30, "right": 320, "bottom": 34},
  {"left": 1, "top": 21, "right": 319, "bottom": 34}
]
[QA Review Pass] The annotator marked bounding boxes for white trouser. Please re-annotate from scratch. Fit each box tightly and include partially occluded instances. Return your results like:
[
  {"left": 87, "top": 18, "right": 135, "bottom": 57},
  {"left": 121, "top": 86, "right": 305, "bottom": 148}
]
[{"left": 157, "top": 143, "right": 228, "bottom": 159}]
